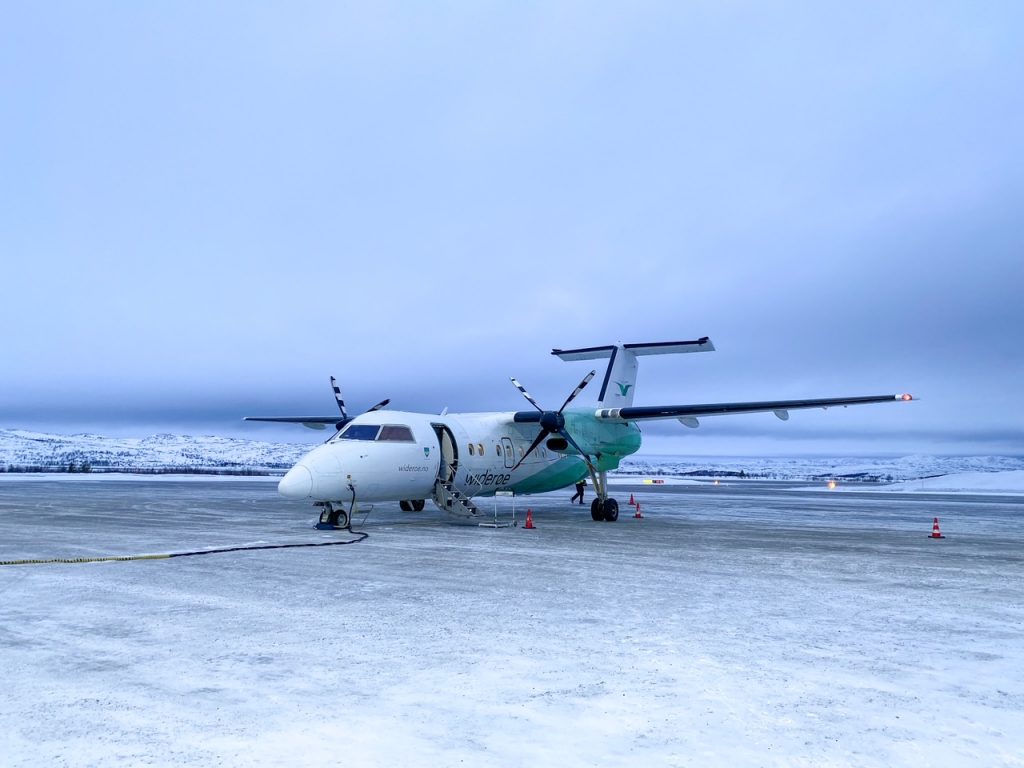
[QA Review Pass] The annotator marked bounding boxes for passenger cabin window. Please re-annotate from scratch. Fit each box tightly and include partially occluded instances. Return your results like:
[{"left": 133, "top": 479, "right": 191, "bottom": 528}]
[
  {"left": 477, "top": 443, "right": 484, "bottom": 455},
  {"left": 468, "top": 443, "right": 476, "bottom": 456},
  {"left": 378, "top": 425, "right": 414, "bottom": 442},
  {"left": 340, "top": 424, "right": 380, "bottom": 441}
]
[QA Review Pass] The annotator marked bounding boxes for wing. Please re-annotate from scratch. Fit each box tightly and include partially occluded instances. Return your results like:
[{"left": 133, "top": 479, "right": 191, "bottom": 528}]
[
  {"left": 595, "top": 393, "right": 914, "bottom": 424},
  {"left": 242, "top": 416, "right": 339, "bottom": 430}
]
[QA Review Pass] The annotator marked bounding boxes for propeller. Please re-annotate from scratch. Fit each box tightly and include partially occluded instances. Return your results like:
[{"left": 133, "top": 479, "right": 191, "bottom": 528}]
[
  {"left": 509, "top": 370, "right": 597, "bottom": 472},
  {"left": 326, "top": 376, "right": 390, "bottom": 441}
]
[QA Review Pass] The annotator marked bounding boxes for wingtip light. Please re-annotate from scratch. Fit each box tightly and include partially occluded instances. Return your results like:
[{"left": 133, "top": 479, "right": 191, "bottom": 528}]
[{"left": 901, "top": 393, "right": 914, "bottom": 401}]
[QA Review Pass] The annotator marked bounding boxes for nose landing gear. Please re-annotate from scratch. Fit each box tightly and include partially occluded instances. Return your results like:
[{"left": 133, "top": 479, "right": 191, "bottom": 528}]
[{"left": 315, "top": 502, "right": 351, "bottom": 530}]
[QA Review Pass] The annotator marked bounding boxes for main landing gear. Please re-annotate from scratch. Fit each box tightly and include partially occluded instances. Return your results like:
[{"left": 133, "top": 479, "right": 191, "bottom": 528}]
[
  {"left": 590, "top": 497, "right": 619, "bottom": 522},
  {"left": 399, "top": 500, "right": 426, "bottom": 512},
  {"left": 586, "top": 468, "right": 620, "bottom": 522},
  {"left": 315, "top": 501, "right": 350, "bottom": 530}
]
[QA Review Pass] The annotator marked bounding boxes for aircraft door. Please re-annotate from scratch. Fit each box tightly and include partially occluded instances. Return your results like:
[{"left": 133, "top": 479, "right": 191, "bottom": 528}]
[
  {"left": 432, "top": 424, "right": 458, "bottom": 483},
  {"left": 501, "top": 437, "right": 515, "bottom": 469}
]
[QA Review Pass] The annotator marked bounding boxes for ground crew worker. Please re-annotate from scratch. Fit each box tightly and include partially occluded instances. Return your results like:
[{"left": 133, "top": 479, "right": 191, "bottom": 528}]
[{"left": 571, "top": 478, "right": 586, "bottom": 505}]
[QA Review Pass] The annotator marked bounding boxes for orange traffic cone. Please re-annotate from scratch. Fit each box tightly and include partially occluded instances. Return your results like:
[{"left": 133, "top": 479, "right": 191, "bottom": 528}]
[
  {"left": 929, "top": 517, "right": 945, "bottom": 539},
  {"left": 524, "top": 509, "right": 535, "bottom": 529},
  {"left": 633, "top": 501, "right": 643, "bottom": 519},
  {"left": 629, "top": 493, "right": 636, "bottom": 506}
]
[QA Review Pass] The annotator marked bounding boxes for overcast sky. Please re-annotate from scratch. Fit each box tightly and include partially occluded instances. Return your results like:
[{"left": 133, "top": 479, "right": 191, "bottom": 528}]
[{"left": 2, "top": 2, "right": 1022, "bottom": 455}]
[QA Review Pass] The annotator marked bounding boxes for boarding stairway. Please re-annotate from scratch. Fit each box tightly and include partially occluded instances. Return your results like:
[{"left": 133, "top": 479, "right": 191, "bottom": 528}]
[{"left": 432, "top": 479, "right": 481, "bottom": 521}]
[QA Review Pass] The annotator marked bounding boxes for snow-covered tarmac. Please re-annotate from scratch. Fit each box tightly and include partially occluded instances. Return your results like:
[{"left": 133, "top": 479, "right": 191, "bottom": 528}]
[{"left": 1, "top": 477, "right": 1022, "bottom": 767}]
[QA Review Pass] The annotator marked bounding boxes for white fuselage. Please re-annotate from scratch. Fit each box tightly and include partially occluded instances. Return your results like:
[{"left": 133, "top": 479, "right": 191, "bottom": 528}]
[{"left": 277, "top": 409, "right": 605, "bottom": 504}]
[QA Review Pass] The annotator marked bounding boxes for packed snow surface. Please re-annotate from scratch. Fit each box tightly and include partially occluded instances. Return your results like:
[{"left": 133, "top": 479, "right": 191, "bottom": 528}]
[{"left": 1, "top": 477, "right": 1022, "bottom": 766}]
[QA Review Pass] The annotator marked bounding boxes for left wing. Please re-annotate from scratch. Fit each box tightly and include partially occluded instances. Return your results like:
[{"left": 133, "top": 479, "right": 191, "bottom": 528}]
[
  {"left": 595, "top": 393, "right": 914, "bottom": 423},
  {"left": 242, "top": 416, "right": 339, "bottom": 430}
]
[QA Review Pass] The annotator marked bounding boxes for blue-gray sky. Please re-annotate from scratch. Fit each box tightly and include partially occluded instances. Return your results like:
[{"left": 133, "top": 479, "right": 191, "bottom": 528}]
[{"left": 2, "top": 2, "right": 1022, "bottom": 455}]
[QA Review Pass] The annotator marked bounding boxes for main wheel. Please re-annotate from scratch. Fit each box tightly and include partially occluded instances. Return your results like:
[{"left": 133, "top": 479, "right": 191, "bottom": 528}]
[
  {"left": 602, "top": 498, "right": 619, "bottom": 522},
  {"left": 411, "top": 499, "right": 425, "bottom": 511},
  {"left": 399, "top": 500, "right": 413, "bottom": 512},
  {"left": 590, "top": 498, "right": 604, "bottom": 521}
]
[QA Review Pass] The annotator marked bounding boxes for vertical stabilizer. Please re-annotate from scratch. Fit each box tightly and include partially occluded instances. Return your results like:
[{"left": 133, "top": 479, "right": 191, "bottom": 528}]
[
  {"left": 601, "top": 346, "right": 639, "bottom": 408},
  {"left": 552, "top": 338, "right": 715, "bottom": 408}
]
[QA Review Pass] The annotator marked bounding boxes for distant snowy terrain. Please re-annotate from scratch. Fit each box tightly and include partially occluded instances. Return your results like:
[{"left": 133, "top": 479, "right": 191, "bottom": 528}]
[
  {"left": 0, "top": 429, "right": 308, "bottom": 473},
  {"left": 878, "top": 469, "right": 1024, "bottom": 495},
  {"left": 2, "top": 430, "right": 1023, "bottom": 494},
  {"left": 617, "top": 453, "right": 1024, "bottom": 483}
]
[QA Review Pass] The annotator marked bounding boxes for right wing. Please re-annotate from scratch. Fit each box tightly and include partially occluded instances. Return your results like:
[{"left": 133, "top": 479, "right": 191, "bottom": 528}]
[{"left": 595, "top": 394, "right": 914, "bottom": 424}]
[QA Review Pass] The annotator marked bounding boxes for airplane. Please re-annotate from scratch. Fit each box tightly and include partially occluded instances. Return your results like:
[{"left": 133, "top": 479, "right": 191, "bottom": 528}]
[{"left": 245, "top": 338, "right": 914, "bottom": 528}]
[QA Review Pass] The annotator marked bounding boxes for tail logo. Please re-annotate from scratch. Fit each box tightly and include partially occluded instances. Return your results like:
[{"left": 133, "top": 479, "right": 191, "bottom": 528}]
[{"left": 615, "top": 382, "right": 633, "bottom": 397}]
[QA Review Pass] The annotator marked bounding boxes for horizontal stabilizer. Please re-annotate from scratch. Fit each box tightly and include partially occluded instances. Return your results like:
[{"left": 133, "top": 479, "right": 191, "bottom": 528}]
[
  {"left": 553, "top": 338, "right": 715, "bottom": 408},
  {"left": 552, "top": 337, "right": 714, "bottom": 361}
]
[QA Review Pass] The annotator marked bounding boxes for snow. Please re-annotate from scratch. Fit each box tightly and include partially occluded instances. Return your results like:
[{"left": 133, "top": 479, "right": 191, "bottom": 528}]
[
  {"left": 0, "top": 428, "right": 309, "bottom": 472},
  {"left": 4, "top": 429, "right": 1024, "bottom": 492},
  {"left": 618, "top": 453, "right": 1024, "bottom": 483},
  {"left": 878, "top": 470, "right": 1024, "bottom": 495},
  {"left": 1, "top": 477, "right": 1022, "bottom": 766}
]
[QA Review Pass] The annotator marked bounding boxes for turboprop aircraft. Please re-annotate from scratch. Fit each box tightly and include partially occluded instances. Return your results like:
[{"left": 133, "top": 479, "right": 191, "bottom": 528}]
[{"left": 245, "top": 338, "right": 913, "bottom": 528}]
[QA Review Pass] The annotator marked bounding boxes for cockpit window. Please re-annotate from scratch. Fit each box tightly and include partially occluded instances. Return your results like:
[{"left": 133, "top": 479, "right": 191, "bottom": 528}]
[
  {"left": 379, "top": 425, "right": 414, "bottom": 442},
  {"left": 340, "top": 424, "right": 381, "bottom": 441}
]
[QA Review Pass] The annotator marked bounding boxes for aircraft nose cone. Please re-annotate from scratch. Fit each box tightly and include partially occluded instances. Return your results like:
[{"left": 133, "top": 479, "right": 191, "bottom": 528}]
[{"left": 278, "top": 464, "right": 313, "bottom": 498}]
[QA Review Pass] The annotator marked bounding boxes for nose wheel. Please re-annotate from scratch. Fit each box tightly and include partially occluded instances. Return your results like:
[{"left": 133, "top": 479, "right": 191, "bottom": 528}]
[{"left": 315, "top": 502, "right": 350, "bottom": 530}]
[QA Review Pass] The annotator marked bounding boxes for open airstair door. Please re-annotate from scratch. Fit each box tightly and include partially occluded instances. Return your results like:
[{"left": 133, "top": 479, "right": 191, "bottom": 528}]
[
  {"left": 432, "top": 423, "right": 458, "bottom": 484},
  {"left": 430, "top": 423, "right": 480, "bottom": 522},
  {"left": 552, "top": 338, "right": 716, "bottom": 409}
]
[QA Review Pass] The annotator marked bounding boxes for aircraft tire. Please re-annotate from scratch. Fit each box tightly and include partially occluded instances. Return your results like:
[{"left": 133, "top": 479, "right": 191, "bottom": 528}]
[
  {"left": 602, "top": 498, "right": 619, "bottom": 522},
  {"left": 412, "top": 499, "right": 425, "bottom": 511},
  {"left": 399, "top": 500, "right": 413, "bottom": 512},
  {"left": 590, "top": 499, "right": 604, "bottom": 522}
]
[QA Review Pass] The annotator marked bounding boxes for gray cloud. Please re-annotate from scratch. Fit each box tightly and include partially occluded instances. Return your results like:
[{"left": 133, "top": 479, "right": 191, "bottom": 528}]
[{"left": 2, "top": 2, "right": 1021, "bottom": 455}]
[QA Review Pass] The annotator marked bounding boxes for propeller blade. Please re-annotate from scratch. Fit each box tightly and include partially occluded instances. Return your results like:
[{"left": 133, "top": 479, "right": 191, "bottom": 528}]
[
  {"left": 558, "top": 369, "right": 596, "bottom": 413},
  {"left": 510, "top": 428, "right": 551, "bottom": 472},
  {"left": 510, "top": 377, "right": 543, "bottom": 412},
  {"left": 559, "top": 428, "right": 597, "bottom": 476},
  {"left": 322, "top": 379, "right": 388, "bottom": 443},
  {"left": 510, "top": 371, "right": 597, "bottom": 473},
  {"left": 330, "top": 376, "right": 348, "bottom": 420}
]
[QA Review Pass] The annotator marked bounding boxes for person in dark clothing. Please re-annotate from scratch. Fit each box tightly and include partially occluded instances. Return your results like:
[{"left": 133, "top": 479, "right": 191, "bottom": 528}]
[{"left": 570, "top": 479, "right": 586, "bottom": 505}]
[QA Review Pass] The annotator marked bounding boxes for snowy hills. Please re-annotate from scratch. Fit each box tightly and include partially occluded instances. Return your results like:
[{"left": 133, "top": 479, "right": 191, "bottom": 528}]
[
  {"left": 0, "top": 429, "right": 308, "bottom": 474},
  {"left": 617, "top": 453, "right": 1024, "bottom": 482},
  {"left": 2, "top": 428, "right": 1022, "bottom": 484}
]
